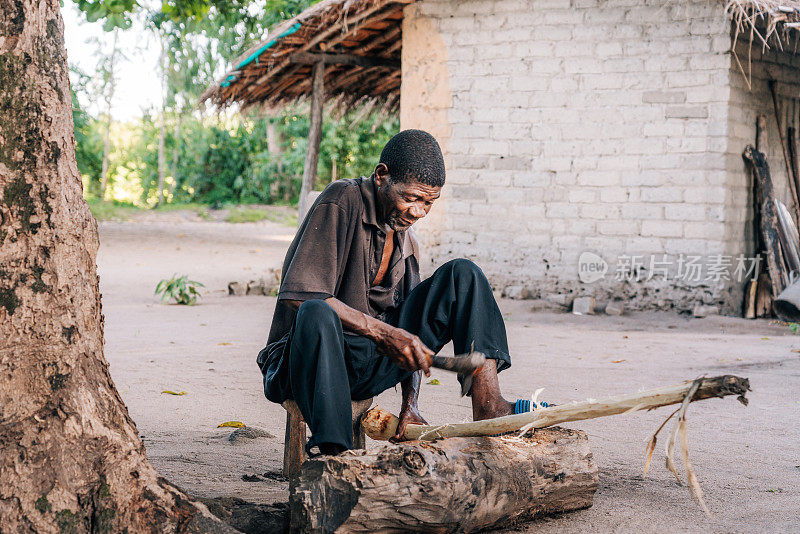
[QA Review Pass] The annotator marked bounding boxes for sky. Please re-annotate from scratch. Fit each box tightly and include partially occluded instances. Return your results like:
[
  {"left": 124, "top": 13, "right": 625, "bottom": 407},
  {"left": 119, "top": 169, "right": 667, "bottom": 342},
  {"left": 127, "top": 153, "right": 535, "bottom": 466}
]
[{"left": 62, "top": 2, "right": 163, "bottom": 121}]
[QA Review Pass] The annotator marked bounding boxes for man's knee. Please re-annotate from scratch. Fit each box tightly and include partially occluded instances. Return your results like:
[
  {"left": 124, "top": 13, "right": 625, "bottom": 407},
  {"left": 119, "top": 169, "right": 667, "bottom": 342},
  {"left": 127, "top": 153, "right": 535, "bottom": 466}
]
[
  {"left": 295, "top": 299, "right": 338, "bottom": 333},
  {"left": 441, "top": 258, "right": 486, "bottom": 283}
]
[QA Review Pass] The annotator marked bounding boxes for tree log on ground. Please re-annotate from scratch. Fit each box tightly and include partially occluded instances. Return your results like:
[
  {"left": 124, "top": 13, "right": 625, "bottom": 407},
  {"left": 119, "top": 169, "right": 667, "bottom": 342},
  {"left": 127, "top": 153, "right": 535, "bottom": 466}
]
[
  {"left": 0, "top": 2, "right": 229, "bottom": 531},
  {"left": 289, "top": 427, "right": 597, "bottom": 533}
]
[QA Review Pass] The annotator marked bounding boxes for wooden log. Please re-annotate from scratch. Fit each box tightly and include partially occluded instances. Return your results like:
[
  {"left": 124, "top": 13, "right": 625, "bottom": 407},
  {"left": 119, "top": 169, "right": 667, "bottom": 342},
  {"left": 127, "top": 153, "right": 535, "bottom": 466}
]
[
  {"left": 289, "top": 427, "right": 597, "bottom": 533},
  {"left": 364, "top": 375, "right": 750, "bottom": 441},
  {"left": 756, "top": 271, "right": 773, "bottom": 317},
  {"left": 745, "top": 117, "right": 769, "bottom": 318},
  {"left": 744, "top": 145, "right": 788, "bottom": 297}
]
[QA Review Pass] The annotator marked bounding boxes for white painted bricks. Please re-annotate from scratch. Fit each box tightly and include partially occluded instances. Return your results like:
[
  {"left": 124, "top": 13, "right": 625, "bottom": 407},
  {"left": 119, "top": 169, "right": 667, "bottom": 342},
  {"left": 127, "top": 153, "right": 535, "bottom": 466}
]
[{"left": 402, "top": 0, "right": 799, "bottom": 313}]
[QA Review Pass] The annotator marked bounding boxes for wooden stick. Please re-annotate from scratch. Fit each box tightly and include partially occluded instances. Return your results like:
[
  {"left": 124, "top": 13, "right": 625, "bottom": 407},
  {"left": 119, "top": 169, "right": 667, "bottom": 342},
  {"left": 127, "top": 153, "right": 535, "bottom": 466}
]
[
  {"left": 363, "top": 375, "right": 750, "bottom": 441},
  {"left": 769, "top": 80, "right": 800, "bottom": 222},
  {"left": 744, "top": 145, "right": 788, "bottom": 296}
]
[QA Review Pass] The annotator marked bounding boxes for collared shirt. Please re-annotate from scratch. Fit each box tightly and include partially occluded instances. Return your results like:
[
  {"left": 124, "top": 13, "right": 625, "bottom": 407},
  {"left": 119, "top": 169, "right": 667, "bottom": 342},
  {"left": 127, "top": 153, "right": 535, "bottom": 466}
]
[{"left": 265, "top": 175, "right": 421, "bottom": 347}]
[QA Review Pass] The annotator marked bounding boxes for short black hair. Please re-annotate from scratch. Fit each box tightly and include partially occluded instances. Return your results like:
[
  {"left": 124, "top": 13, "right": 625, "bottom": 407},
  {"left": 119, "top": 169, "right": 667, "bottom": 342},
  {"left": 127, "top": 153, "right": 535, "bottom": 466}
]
[{"left": 379, "top": 129, "right": 445, "bottom": 187}]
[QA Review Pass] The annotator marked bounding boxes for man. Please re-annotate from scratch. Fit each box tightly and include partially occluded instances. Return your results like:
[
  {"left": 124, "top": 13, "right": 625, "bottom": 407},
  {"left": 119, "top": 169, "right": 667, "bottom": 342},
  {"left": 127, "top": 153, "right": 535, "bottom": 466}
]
[{"left": 258, "top": 129, "right": 518, "bottom": 456}]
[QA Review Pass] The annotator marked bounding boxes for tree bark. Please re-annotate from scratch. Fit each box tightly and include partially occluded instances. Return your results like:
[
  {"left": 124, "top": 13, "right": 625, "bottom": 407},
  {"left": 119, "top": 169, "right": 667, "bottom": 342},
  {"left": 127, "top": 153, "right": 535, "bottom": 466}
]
[
  {"left": 0, "top": 2, "right": 230, "bottom": 531},
  {"left": 289, "top": 428, "right": 597, "bottom": 533},
  {"left": 99, "top": 28, "right": 118, "bottom": 199},
  {"left": 298, "top": 60, "right": 324, "bottom": 222}
]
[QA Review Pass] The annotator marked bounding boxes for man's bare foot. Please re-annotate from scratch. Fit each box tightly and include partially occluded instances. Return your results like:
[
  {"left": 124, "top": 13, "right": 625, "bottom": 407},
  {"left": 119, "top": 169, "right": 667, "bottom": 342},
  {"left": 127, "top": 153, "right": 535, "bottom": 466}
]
[{"left": 468, "top": 359, "right": 516, "bottom": 420}]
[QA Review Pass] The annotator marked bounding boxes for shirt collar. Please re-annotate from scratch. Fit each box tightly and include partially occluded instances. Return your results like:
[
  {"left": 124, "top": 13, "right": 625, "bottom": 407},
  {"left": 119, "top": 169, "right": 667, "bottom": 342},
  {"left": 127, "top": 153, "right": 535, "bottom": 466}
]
[
  {"left": 358, "top": 174, "right": 417, "bottom": 259},
  {"left": 359, "top": 174, "right": 382, "bottom": 229}
]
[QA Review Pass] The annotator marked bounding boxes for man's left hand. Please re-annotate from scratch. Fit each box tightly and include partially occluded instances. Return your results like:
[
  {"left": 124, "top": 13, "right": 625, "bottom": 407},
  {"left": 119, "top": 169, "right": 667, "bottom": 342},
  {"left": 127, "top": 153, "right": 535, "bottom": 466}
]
[{"left": 390, "top": 404, "right": 427, "bottom": 442}]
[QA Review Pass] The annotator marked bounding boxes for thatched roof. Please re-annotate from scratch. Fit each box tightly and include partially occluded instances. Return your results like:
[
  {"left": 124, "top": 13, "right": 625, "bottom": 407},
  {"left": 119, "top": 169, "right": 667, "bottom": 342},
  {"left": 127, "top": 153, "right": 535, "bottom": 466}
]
[
  {"left": 200, "top": 0, "right": 413, "bottom": 111},
  {"left": 202, "top": 0, "right": 800, "bottom": 112},
  {"left": 728, "top": 0, "right": 800, "bottom": 47}
]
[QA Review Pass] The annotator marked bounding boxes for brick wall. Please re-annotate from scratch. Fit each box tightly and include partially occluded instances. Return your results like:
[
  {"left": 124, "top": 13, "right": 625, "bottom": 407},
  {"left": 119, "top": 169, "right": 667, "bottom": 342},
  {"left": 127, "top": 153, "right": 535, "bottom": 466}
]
[
  {"left": 401, "top": 0, "right": 773, "bottom": 313},
  {"left": 726, "top": 36, "right": 800, "bottom": 306}
]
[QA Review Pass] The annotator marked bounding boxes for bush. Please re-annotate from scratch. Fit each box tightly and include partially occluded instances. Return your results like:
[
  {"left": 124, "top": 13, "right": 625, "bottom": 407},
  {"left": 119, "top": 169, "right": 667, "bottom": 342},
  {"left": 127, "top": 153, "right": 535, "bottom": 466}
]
[{"left": 155, "top": 275, "right": 204, "bottom": 305}]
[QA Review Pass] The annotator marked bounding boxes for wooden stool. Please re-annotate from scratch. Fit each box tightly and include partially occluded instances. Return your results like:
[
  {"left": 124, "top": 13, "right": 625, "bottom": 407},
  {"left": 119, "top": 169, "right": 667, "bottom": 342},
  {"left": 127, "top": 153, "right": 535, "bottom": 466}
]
[{"left": 282, "top": 398, "right": 373, "bottom": 478}]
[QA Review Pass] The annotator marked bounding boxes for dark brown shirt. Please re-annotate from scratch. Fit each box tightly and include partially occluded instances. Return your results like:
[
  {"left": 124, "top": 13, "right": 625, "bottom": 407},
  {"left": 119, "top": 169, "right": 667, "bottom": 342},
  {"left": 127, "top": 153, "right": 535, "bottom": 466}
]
[{"left": 265, "top": 175, "right": 421, "bottom": 347}]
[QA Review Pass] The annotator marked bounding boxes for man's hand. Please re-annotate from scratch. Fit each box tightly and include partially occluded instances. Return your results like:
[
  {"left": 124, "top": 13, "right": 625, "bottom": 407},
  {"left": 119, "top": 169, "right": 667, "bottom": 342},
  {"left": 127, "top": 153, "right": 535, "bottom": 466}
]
[
  {"left": 375, "top": 324, "right": 433, "bottom": 376},
  {"left": 390, "top": 403, "right": 428, "bottom": 442}
]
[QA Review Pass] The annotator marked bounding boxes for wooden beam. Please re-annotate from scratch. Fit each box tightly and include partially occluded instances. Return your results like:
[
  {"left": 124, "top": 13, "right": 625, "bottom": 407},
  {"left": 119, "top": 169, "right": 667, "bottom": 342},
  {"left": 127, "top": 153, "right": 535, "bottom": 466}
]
[
  {"left": 298, "top": 61, "right": 325, "bottom": 223},
  {"left": 289, "top": 51, "right": 400, "bottom": 68},
  {"left": 353, "top": 24, "right": 402, "bottom": 56}
]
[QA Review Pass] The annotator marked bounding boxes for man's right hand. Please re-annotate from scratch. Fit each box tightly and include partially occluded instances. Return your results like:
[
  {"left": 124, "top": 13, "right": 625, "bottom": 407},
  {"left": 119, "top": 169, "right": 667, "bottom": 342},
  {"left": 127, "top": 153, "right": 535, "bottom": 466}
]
[{"left": 374, "top": 324, "right": 433, "bottom": 376}]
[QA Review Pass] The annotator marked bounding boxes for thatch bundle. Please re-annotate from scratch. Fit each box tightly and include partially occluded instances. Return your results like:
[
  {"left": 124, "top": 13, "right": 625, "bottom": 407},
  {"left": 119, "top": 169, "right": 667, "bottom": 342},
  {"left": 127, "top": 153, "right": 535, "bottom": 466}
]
[{"left": 200, "top": 0, "right": 410, "bottom": 112}]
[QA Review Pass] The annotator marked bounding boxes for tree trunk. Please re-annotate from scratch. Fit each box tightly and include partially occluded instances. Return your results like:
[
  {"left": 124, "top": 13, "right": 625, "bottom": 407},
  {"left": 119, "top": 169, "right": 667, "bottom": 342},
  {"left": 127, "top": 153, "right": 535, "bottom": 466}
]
[
  {"left": 289, "top": 428, "right": 597, "bottom": 533},
  {"left": 266, "top": 117, "right": 282, "bottom": 158},
  {"left": 0, "top": 2, "right": 230, "bottom": 531},
  {"left": 298, "top": 61, "right": 324, "bottom": 222},
  {"left": 169, "top": 111, "right": 182, "bottom": 197},
  {"left": 157, "top": 33, "right": 167, "bottom": 207},
  {"left": 99, "top": 28, "right": 118, "bottom": 199}
]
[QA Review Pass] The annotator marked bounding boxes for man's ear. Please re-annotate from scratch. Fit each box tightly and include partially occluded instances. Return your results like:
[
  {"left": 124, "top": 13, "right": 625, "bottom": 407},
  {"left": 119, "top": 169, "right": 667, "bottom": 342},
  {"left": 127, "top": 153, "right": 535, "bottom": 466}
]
[{"left": 374, "top": 163, "right": 389, "bottom": 186}]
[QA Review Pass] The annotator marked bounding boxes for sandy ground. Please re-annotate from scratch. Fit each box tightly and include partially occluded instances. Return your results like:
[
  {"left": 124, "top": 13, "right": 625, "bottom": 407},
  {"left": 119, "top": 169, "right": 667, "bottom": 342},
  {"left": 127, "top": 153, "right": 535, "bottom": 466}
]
[{"left": 97, "top": 212, "right": 800, "bottom": 533}]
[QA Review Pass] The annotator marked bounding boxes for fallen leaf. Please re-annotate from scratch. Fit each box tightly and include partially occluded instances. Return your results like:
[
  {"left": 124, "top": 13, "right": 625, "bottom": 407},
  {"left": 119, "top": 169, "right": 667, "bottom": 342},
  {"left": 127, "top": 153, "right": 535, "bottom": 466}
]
[
  {"left": 218, "top": 421, "right": 245, "bottom": 428},
  {"left": 611, "top": 359, "right": 626, "bottom": 363},
  {"left": 762, "top": 337, "right": 770, "bottom": 340},
  {"left": 426, "top": 379, "right": 440, "bottom": 385},
  {"left": 218, "top": 342, "right": 232, "bottom": 346},
  {"left": 792, "top": 349, "right": 800, "bottom": 353},
  {"left": 161, "top": 390, "right": 187, "bottom": 396},
  {"left": 622, "top": 335, "right": 629, "bottom": 339},
  {"left": 177, "top": 234, "right": 185, "bottom": 237}
]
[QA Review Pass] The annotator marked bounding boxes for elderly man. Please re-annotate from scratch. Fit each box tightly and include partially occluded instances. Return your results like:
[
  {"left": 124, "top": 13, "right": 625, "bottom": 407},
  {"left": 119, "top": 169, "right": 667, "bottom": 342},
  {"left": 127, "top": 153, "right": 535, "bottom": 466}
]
[{"left": 258, "top": 129, "right": 522, "bottom": 456}]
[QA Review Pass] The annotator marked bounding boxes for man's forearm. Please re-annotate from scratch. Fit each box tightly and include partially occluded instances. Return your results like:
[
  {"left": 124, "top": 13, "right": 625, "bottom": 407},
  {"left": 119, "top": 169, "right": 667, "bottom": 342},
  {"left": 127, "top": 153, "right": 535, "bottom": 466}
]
[
  {"left": 281, "top": 297, "right": 432, "bottom": 374},
  {"left": 282, "top": 297, "right": 389, "bottom": 342}
]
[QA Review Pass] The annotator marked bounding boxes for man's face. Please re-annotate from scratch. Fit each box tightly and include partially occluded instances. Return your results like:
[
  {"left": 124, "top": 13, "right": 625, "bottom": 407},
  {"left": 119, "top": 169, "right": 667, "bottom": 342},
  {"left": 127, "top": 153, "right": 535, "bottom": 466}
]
[{"left": 375, "top": 164, "right": 442, "bottom": 231}]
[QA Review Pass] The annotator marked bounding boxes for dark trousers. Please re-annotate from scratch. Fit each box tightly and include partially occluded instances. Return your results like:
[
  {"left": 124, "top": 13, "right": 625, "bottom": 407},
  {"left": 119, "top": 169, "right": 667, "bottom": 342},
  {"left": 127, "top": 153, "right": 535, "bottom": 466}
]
[{"left": 261, "top": 259, "right": 512, "bottom": 451}]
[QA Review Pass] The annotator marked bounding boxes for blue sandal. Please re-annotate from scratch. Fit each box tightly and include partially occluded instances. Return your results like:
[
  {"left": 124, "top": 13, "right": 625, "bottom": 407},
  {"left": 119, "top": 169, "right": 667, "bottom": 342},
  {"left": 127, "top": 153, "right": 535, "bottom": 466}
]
[
  {"left": 489, "top": 398, "right": 551, "bottom": 437},
  {"left": 513, "top": 398, "right": 550, "bottom": 414}
]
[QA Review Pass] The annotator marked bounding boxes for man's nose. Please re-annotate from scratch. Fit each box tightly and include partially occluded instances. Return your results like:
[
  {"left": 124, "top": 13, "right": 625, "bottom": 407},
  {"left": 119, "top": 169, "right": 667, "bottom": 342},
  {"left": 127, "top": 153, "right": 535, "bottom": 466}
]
[{"left": 409, "top": 204, "right": 426, "bottom": 218}]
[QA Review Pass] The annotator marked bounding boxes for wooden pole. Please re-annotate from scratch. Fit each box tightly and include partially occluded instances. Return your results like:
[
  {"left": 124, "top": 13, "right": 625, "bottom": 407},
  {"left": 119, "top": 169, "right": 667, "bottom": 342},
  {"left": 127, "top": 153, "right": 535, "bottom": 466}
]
[
  {"left": 769, "top": 81, "right": 800, "bottom": 222},
  {"left": 744, "top": 145, "right": 788, "bottom": 296},
  {"left": 363, "top": 375, "right": 750, "bottom": 441},
  {"left": 298, "top": 61, "right": 324, "bottom": 223}
]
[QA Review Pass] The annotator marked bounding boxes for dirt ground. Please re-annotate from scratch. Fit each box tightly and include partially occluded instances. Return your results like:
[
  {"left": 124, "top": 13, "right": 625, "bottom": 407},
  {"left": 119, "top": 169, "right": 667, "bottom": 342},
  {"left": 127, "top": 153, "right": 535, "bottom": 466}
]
[{"left": 97, "top": 211, "right": 799, "bottom": 533}]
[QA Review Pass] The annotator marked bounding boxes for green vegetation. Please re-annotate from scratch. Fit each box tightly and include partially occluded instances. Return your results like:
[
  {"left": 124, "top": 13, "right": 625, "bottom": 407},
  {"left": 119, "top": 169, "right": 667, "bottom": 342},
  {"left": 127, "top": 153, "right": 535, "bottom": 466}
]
[
  {"left": 86, "top": 199, "right": 140, "bottom": 221},
  {"left": 225, "top": 206, "right": 297, "bottom": 226},
  {"left": 71, "top": 0, "right": 398, "bottom": 213},
  {"left": 155, "top": 275, "right": 204, "bottom": 305}
]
